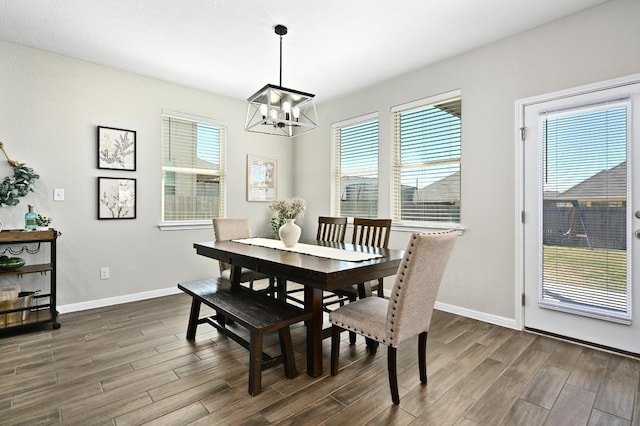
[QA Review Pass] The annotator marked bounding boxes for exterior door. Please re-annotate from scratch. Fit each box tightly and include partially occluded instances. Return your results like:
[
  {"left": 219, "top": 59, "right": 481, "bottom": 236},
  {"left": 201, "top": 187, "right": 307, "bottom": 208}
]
[{"left": 519, "top": 76, "right": 640, "bottom": 354}]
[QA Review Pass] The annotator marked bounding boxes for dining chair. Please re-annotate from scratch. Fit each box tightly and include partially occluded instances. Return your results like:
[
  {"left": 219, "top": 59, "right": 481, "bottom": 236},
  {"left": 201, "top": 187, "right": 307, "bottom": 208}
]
[
  {"left": 212, "top": 218, "right": 275, "bottom": 293},
  {"left": 287, "top": 216, "right": 348, "bottom": 307},
  {"left": 349, "top": 218, "right": 392, "bottom": 298},
  {"left": 316, "top": 216, "right": 348, "bottom": 243},
  {"left": 329, "top": 230, "right": 457, "bottom": 405}
]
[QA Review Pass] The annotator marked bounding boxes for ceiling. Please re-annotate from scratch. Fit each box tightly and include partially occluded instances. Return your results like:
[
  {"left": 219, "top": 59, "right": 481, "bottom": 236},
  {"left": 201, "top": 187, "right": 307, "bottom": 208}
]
[{"left": 0, "top": 0, "right": 608, "bottom": 103}]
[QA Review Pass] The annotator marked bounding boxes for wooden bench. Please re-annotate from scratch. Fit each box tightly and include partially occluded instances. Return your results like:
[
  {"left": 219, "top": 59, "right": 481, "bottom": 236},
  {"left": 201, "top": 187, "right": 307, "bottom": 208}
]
[{"left": 178, "top": 278, "right": 312, "bottom": 396}]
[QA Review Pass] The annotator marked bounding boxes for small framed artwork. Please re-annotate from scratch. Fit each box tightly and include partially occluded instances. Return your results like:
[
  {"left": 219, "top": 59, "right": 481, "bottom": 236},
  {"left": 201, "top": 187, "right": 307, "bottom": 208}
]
[
  {"left": 247, "top": 155, "right": 277, "bottom": 202},
  {"left": 98, "top": 177, "right": 136, "bottom": 219},
  {"left": 97, "top": 126, "right": 136, "bottom": 171}
]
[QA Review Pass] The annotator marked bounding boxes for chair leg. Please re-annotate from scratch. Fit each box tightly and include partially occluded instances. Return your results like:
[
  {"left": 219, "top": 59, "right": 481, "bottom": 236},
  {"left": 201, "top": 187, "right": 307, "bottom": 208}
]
[
  {"left": 419, "top": 331, "right": 428, "bottom": 384},
  {"left": 377, "top": 278, "right": 384, "bottom": 298},
  {"left": 348, "top": 294, "right": 357, "bottom": 344},
  {"left": 387, "top": 346, "right": 400, "bottom": 405},
  {"left": 331, "top": 325, "right": 341, "bottom": 375},
  {"left": 268, "top": 276, "right": 276, "bottom": 297}
]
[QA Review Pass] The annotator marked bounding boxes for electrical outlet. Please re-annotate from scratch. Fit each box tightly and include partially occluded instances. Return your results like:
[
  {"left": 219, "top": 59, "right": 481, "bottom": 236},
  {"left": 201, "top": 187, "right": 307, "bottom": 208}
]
[{"left": 100, "top": 267, "right": 110, "bottom": 280}]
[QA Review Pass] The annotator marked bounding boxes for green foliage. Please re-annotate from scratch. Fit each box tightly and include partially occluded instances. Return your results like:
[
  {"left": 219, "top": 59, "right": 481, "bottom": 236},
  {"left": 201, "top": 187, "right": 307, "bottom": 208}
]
[
  {"left": 269, "top": 212, "right": 286, "bottom": 239},
  {"left": 0, "top": 164, "right": 39, "bottom": 207},
  {"left": 36, "top": 214, "right": 52, "bottom": 226}
]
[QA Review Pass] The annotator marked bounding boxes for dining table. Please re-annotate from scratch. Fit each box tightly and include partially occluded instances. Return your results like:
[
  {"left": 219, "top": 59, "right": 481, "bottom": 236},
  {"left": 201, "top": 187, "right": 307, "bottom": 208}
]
[{"left": 193, "top": 237, "right": 404, "bottom": 377}]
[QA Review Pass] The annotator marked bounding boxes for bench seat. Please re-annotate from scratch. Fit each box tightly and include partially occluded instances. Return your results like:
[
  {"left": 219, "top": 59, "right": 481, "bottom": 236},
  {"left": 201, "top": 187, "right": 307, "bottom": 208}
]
[{"left": 178, "top": 278, "right": 311, "bottom": 396}]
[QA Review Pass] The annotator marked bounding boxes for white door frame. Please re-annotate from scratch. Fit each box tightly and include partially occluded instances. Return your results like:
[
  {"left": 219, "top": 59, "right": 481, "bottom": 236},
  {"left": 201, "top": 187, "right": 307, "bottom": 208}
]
[{"left": 515, "top": 73, "right": 640, "bottom": 331}]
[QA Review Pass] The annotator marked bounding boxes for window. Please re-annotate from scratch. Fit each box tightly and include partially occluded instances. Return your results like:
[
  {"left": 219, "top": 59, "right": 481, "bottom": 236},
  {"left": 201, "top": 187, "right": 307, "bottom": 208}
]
[
  {"left": 541, "top": 101, "right": 629, "bottom": 320},
  {"left": 161, "top": 110, "right": 226, "bottom": 222},
  {"left": 331, "top": 114, "right": 379, "bottom": 218},
  {"left": 392, "top": 91, "right": 461, "bottom": 226}
]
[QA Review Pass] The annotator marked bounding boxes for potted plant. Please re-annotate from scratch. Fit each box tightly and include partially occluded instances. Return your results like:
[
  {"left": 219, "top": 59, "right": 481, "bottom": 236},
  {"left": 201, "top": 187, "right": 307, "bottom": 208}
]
[
  {"left": 35, "top": 214, "right": 52, "bottom": 230},
  {"left": 269, "top": 197, "right": 306, "bottom": 247}
]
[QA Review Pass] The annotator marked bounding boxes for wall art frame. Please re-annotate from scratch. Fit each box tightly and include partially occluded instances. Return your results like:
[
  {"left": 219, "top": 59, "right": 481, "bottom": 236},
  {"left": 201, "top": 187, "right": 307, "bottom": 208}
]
[
  {"left": 247, "top": 154, "right": 277, "bottom": 202},
  {"left": 98, "top": 177, "right": 137, "bottom": 220},
  {"left": 97, "top": 126, "right": 136, "bottom": 171}
]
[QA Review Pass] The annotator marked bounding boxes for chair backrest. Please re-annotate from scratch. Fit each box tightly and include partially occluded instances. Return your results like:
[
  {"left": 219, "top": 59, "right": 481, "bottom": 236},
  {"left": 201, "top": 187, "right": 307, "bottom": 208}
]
[
  {"left": 316, "top": 216, "right": 347, "bottom": 243},
  {"left": 385, "top": 230, "right": 457, "bottom": 347},
  {"left": 212, "top": 218, "right": 252, "bottom": 273},
  {"left": 351, "top": 218, "right": 392, "bottom": 248}
]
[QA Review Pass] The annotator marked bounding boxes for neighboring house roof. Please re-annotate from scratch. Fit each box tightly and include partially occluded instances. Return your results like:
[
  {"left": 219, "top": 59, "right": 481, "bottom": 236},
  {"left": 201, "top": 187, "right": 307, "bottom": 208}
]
[
  {"left": 414, "top": 171, "right": 460, "bottom": 203},
  {"left": 558, "top": 161, "right": 626, "bottom": 201}
]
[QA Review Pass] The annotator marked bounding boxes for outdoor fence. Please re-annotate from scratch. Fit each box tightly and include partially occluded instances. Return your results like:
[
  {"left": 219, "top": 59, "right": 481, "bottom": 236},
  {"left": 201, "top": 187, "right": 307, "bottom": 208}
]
[{"left": 543, "top": 205, "right": 626, "bottom": 250}]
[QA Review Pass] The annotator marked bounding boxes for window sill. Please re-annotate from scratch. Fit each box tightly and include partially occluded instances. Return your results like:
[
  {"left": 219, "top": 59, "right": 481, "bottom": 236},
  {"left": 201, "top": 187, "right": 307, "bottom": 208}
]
[
  {"left": 391, "top": 222, "right": 465, "bottom": 235},
  {"left": 158, "top": 221, "right": 212, "bottom": 231}
]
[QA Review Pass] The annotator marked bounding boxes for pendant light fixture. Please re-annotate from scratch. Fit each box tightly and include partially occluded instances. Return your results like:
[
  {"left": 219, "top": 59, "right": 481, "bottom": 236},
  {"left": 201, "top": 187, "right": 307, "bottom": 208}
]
[{"left": 244, "top": 25, "right": 318, "bottom": 138}]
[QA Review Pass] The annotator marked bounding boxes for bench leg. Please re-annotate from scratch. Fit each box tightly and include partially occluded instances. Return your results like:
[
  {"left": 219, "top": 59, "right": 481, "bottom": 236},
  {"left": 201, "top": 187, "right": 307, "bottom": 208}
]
[
  {"left": 278, "top": 327, "right": 297, "bottom": 379},
  {"left": 248, "top": 332, "right": 263, "bottom": 396},
  {"left": 186, "top": 298, "right": 202, "bottom": 340}
]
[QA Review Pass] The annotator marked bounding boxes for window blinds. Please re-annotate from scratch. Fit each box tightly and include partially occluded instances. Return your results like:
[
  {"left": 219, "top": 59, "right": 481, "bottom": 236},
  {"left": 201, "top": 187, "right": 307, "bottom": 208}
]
[
  {"left": 392, "top": 94, "right": 461, "bottom": 225},
  {"left": 540, "top": 101, "right": 629, "bottom": 322},
  {"left": 332, "top": 116, "right": 379, "bottom": 218},
  {"left": 162, "top": 112, "right": 226, "bottom": 221}
]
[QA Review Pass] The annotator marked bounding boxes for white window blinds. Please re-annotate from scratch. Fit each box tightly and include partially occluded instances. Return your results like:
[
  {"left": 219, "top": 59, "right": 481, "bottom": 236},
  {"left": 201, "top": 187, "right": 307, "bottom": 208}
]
[
  {"left": 392, "top": 92, "right": 461, "bottom": 225},
  {"left": 540, "top": 101, "right": 629, "bottom": 321},
  {"left": 162, "top": 110, "right": 226, "bottom": 222},
  {"left": 332, "top": 114, "right": 379, "bottom": 218}
]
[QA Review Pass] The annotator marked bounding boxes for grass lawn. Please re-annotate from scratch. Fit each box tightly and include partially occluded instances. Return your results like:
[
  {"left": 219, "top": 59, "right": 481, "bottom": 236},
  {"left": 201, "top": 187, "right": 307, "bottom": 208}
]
[{"left": 543, "top": 245, "right": 627, "bottom": 293}]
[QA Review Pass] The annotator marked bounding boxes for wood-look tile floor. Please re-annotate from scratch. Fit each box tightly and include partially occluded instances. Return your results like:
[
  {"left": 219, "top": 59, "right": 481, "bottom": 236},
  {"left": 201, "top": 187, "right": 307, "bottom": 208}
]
[{"left": 1, "top": 292, "right": 639, "bottom": 425}]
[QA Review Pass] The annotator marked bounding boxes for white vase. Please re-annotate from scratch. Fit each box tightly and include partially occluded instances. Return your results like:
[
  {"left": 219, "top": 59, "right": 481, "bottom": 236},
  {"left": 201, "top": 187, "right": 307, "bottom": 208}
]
[{"left": 279, "top": 218, "right": 301, "bottom": 247}]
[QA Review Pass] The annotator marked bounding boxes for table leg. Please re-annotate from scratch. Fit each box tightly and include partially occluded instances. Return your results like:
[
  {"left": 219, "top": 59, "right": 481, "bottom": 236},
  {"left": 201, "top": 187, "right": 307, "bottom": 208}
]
[{"left": 304, "top": 286, "right": 323, "bottom": 377}]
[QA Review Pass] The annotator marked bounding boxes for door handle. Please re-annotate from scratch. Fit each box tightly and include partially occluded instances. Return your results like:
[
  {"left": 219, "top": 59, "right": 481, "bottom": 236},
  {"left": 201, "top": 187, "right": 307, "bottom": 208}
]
[
  {"left": 636, "top": 230, "right": 640, "bottom": 239},
  {"left": 636, "top": 210, "right": 640, "bottom": 219}
]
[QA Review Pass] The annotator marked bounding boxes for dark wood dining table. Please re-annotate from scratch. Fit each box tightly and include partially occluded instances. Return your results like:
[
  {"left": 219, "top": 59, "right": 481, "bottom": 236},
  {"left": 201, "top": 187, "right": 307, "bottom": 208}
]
[{"left": 193, "top": 238, "right": 404, "bottom": 377}]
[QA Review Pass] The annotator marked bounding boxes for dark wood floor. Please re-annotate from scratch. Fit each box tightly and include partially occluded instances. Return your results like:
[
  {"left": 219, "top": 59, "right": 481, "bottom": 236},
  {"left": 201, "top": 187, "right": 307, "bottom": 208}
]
[{"left": 1, "top": 290, "right": 639, "bottom": 425}]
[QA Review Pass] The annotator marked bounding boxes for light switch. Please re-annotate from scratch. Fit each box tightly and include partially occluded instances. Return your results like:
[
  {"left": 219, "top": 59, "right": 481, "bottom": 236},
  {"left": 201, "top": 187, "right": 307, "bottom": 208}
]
[{"left": 54, "top": 188, "right": 64, "bottom": 201}]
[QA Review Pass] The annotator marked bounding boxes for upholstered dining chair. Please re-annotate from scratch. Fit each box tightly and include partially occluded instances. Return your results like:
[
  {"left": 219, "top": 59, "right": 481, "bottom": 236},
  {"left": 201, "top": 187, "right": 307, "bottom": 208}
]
[
  {"left": 212, "top": 218, "right": 275, "bottom": 293},
  {"left": 329, "top": 230, "right": 457, "bottom": 405}
]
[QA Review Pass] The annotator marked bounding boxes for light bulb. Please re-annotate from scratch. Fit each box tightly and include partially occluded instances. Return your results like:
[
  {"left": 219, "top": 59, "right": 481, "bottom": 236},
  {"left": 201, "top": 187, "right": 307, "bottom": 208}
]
[
  {"left": 259, "top": 104, "right": 268, "bottom": 119},
  {"left": 283, "top": 101, "right": 291, "bottom": 121},
  {"left": 270, "top": 108, "right": 278, "bottom": 121},
  {"left": 292, "top": 107, "right": 300, "bottom": 121}
]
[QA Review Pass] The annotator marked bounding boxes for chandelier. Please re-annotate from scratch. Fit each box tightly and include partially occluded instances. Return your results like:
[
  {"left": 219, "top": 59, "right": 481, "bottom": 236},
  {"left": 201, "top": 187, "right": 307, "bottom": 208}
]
[{"left": 244, "top": 25, "right": 318, "bottom": 138}]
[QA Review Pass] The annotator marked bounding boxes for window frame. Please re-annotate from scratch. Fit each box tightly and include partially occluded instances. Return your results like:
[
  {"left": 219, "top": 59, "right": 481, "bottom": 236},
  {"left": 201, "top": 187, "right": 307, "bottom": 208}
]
[
  {"left": 159, "top": 109, "right": 226, "bottom": 230},
  {"left": 391, "top": 89, "right": 462, "bottom": 229},
  {"left": 330, "top": 112, "right": 380, "bottom": 219}
]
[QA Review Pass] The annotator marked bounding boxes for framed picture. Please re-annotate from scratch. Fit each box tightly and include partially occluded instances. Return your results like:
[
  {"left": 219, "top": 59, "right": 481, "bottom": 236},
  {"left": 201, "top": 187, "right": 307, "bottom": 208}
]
[
  {"left": 98, "top": 177, "right": 136, "bottom": 219},
  {"left": 97, "top": 126, "right": 136, "bottom": 170},
  {"left": 247, "top": 155, "right": 277, "bottom": 202}
]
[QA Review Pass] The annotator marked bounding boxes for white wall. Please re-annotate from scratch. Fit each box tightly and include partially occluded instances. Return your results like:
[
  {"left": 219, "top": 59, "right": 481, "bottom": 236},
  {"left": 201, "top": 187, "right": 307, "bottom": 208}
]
[
  {"left": 1, "top": 0, "right": 638, "bottom": 321},
  {"left": 0, "top": 41, "right": 293, "bottom": 308},
  {"left": 295, "top": 0, "right": 640, "bottom": 324}
]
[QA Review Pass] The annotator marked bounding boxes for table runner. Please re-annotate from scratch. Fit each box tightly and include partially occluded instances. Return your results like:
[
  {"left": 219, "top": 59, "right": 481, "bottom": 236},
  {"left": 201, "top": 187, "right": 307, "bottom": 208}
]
[{"left": 232, "top": 238, "right": 383, "bottom": 262}]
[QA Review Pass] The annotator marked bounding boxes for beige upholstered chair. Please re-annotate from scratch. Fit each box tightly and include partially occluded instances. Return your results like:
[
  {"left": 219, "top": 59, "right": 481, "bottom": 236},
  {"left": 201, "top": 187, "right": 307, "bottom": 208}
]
[
  {"left": 212, "top": 218, "right": 274, "bottom": 292},
  {"left": 329, "top": 230, "right": 457, "bottom": 405}
]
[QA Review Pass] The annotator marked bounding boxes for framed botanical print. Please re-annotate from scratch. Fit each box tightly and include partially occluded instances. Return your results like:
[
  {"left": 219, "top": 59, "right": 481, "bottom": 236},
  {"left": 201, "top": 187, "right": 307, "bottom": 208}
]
[
  {"left": 97, "top": 126, "right": 136, "bottom": 171},
  {"left": 98, "top": 177, "right": 136, "bottom": 219},
  {"left": 247, "top": 155, "right": 277, "bottom": 202}
]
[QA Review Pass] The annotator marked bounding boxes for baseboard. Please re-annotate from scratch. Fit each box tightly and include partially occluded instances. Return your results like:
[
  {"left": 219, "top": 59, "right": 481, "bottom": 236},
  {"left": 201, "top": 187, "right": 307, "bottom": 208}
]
[
  {"left": 57, "top": 287, "right": 182, "bottom": 314},
  {"left": 58, "top": 287, "right": 519, "bottom": 332},
  {"left": 434, "top": 301, "right": 518, "bottom": 330}
]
